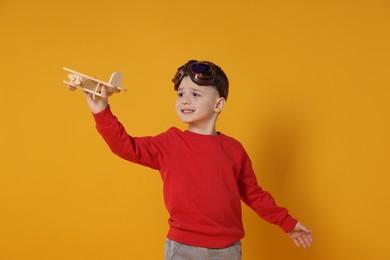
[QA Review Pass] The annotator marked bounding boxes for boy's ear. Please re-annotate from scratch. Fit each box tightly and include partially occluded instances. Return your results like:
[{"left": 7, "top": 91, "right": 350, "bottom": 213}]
[{"left": 214, "top": 97, "right": 225, "bottom": 113}]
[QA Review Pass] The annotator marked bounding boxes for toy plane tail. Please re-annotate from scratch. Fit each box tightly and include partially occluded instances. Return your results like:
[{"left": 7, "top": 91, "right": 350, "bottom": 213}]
[{"left": 109, "top": 72, "right": 125, "bottom": 91}]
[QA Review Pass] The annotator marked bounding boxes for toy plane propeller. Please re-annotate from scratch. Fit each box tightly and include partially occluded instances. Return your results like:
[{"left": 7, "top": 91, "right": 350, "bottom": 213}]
[{"left": 63, "top": 67, "right": 126, "bottom": 100}]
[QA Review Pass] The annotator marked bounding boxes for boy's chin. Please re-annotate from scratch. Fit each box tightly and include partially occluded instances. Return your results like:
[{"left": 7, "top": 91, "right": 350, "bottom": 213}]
[
  {"left": 176, "top": 114, "right": 191, "bottom": 124},
  {"left": 179, "top": 119, "right": 191, "bottom": 124}
]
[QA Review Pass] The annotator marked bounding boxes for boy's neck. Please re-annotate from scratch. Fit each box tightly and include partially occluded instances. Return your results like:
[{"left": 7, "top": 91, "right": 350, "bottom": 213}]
[{"left": 187, "top": 124, "right": 218, "bottom": 136}]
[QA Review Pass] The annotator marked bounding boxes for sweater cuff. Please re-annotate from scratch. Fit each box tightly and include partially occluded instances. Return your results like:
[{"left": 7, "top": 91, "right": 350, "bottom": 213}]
[
  {"left": 280, "top": 215, "right": 298, "bottom": 233},
  {"left": 92, "top": 105, "right": 116, "bottom": 127}
]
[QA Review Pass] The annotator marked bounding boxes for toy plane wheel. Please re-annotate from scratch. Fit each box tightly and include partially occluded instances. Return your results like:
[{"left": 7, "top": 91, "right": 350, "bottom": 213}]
[{"left": 67, "top": 85, "right": 77, "bottom": 91}]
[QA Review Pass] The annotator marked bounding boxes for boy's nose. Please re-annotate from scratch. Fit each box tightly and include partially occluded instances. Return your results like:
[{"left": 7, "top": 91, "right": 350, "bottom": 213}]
[{"left": 181, "top": 99, "right": 190, "bottom": 105}]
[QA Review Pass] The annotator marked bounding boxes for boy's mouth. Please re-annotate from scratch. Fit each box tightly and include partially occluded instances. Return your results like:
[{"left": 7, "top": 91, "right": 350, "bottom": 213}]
[{"left": 181, "top": 109, "right": 195, "bottom": 114}]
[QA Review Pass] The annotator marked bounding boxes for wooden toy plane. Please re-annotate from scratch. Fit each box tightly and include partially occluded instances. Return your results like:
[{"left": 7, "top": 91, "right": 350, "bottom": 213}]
[{"left": 63, "top": 67, "right": 126, "bottom": 100}]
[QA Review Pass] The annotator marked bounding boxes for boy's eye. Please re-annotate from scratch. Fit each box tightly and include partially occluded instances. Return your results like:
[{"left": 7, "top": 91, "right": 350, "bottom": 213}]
[
  {"left": 178, "top": 92, "right": 184, "bottom": 97},
  {"left": 193, "top": 93, "right": 200, "bottom": 97}
]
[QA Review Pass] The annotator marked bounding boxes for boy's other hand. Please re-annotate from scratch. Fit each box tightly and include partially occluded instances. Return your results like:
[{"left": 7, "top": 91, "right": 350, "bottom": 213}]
[
  {"left": 288, "top": 222, "right": 313, "bottom": 248},
  {"left": 84, "top": 86, "right": 109, "bottom": 114}
]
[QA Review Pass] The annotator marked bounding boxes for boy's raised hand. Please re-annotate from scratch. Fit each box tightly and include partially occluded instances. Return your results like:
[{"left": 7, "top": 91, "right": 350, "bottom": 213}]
[
  {"left": 84, "top": 86, "right": 109, "bottom": 114},
  {"left": 288, "top": 222, "right": 313, "bottom": 248}
]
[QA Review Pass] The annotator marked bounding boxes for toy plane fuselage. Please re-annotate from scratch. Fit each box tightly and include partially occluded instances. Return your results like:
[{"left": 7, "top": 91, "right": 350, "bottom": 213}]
[{"left": 63, "top": 67, "right": 126, "bottom": 99}]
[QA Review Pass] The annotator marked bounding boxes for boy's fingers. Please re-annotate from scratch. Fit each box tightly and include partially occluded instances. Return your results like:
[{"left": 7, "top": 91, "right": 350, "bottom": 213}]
[
  {"left": 297, "top": 236, "right": 306, "bottom": 248},
  {"left": 101, "top": 85, "right": 108, "bottom": 98},
  {"left": 293, "top": 238, "right": 300, "bottom": 247},
  {"left": 300, "top": 234, "right": 313, "bottom": 248},
  {"left": 84, "top": 91, "right": 94, "bottom": 102}
]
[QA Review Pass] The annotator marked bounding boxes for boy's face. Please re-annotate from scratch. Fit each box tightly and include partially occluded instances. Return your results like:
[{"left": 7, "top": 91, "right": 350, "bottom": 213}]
[{"left": 175, "top": 76, "right": 224, "bottom": 130}]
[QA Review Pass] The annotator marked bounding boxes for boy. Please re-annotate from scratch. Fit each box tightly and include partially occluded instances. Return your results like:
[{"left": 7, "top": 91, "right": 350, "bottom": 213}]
[{"left": 84, "top": 60, "right": 313, "bottom": 259}]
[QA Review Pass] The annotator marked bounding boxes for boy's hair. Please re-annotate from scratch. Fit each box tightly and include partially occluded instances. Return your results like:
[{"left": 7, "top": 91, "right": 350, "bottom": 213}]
[{"left": 172, "top": 60, "right": 229, "bottom": 100}]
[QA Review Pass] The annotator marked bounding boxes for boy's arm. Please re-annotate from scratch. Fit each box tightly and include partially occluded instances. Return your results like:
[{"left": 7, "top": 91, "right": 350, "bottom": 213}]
[
  {"left": 238, "top": 151, "right": 313, "bottom": 248},
  {"left": 238, "top": 152, "right": 297, "bottom": 231},
  {"left": 84, "top": 88, "right": 165, "bottom": 169}
]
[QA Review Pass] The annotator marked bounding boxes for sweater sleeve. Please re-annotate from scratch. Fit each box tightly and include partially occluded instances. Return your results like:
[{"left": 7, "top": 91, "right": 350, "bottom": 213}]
[
  {"left": 92, "top": 105, "right": 168, "bottom": 170},
  {"left": 238, "top": 150, "right": 297, "bottom": 232}
]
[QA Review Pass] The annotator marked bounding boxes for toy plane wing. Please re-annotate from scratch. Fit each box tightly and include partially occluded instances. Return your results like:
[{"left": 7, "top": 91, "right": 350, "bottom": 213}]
[{"left": 63, "top": 67, "right": 126, "bottom": 99}]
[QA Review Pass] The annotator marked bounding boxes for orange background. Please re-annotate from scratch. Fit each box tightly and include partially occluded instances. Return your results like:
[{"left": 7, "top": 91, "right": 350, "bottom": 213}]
[{"left": 1, "top": 0, "right": 389, "bottom": 259}]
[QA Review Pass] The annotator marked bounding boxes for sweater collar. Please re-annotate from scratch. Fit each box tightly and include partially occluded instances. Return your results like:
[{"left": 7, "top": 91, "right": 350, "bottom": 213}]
[{"left": 184, "top": 129, "right": 222, "bottom": 138}]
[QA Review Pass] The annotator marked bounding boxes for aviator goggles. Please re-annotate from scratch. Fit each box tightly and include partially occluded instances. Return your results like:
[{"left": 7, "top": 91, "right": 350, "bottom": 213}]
[{"left": 172, "top": 60, "right": 226, "bottom": 99}]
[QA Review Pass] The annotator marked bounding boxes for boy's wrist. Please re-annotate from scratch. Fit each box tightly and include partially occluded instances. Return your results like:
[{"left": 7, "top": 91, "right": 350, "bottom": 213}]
[
  {"left": 92, "top": 105, "right": 116, "bottom": 126},
  {"left": 280, "top": 216, "right": 299, "bottom": 233},
  {"left": 91, "top": 103, "right": 108, "bottom": 114}
]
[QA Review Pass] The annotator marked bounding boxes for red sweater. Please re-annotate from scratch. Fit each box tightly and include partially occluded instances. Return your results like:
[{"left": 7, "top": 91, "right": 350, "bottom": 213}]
[{"left": 93, "top": 105, "right": 297, "bottom": 248}]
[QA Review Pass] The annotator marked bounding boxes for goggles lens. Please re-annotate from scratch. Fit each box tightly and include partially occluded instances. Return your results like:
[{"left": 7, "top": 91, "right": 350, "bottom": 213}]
[{"left": 190, "top": 63, "right": 213, "bottom": 78}]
